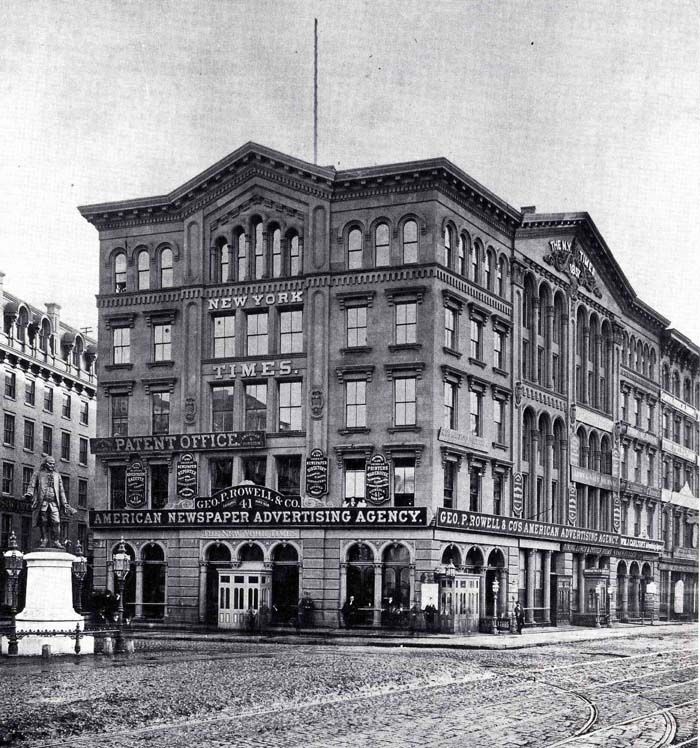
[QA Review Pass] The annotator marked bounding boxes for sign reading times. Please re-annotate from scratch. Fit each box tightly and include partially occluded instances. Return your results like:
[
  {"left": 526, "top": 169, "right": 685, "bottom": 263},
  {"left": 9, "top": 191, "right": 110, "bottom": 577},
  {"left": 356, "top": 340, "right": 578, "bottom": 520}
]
[
  {"left": 195, "top": 484, "right": 300, "bottom": 511},
  {"left": 126, "top": 460, "right": 146, "bottom": 508},
  {"left": 305, "top": 449, "right": 328, "bottom": 497},
  {"left": 436, "top": 508, "right": 664, "bottom": 554},
  {"left": 90, "top": 506, "right": 427, "bottom": 529},
  {"left": 91, "top": 431, "right": 265, "bottom": 455},
  {"left": 365, "top": 454, "right": 389, "bottom": 505},
  {"left": 176, "top": 453, "right": 198, "bottom": 501}
]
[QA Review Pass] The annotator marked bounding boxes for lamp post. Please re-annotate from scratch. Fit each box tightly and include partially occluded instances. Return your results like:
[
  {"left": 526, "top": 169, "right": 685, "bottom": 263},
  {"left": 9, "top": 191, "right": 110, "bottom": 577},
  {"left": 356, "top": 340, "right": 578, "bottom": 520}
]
[
  {"left": 112, "top": 538, "right": 131, "bottom": 654},
  {"left": 3, "top": 531, "right": 24, "bottom": 656},
  {"left": 71, "top": 540, "right": 88, "bottom": 614},
  {"left": 491, "top": 578, "right": 500, "bottom": 634}
]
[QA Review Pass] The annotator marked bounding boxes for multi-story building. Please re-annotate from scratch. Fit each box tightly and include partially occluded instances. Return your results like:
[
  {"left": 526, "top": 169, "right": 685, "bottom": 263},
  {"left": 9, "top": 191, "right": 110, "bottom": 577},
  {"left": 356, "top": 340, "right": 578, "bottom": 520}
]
[
  {"left": 78, "top": 142, "right": 698, "bottom": 629},
  {"left": 0, "top": 272, "right": 97, "bottom": 604}
]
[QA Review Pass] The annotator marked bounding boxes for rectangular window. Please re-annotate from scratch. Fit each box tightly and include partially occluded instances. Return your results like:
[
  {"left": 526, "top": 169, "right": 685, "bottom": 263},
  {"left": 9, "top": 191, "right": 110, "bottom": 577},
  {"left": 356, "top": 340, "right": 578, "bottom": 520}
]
[
  {"left": 152, "top": 392, "right": 171, "bottom": 435},
  {"left": 344, "top": 459, "right": 365, "bottom": 503},
  {"left": 494, "top": 399, "right": 505, "bottom": 443},
  {"left": 110, "top": 465, "right": 126, "bottom": 509},
  {"left": 393, "top": 458, "right": 415, "bottom": 507},
  {"left": 621, "top": 503, "right": 628, "bottom": 535},
  {"left": 345, "top": 380, "right": 366, "bottom": 428},
  {"left": 443, "top": 462, "right": 455, "bottom": 508},
  {"left": 395, "top": 302, "right": 416, "bottom": 344},
  {"left": 153, "top": 323, "right": 172, "bottom": 361},
  {"left": 3, "top": 414, "right": 15, "bottom": 446},
  {"left": 470, "top": 319, "right": 482, "bottom": 360},
  {"left": 523, "top": 341, "right": 530, "bottom": 379},
  {"left": 62, "top": 393, "right": 71, "bottom": 419},
  {"left": 647, "top": 456, "right": 653, "bottom": 488},
  {"left": 62, "top": 475, "right": 70, "bottom": 502},
  {"left": 60, "top": 431, "right": 71, "bottom": 461},
  {"left": 673, "top": 418, "right": 681, "bottom": 443},
  {"left": 2, "top": 462, "right": 14, "bottom": 494},
  {"left": 647, "top": 404, "right": 653, "bottom": 432},
  {"left": 150, "top": 464, "right": 169, "bottom": 509},
  {"left": 111, "top": 395, "right": 129, "bottom": 436},
  {"left": 246, "top": 311, "right": 268, "bottom": 356},
  {"left": 684, "top": 421, "right": 692, "bottom": 449},
  {"left": 237, "top": 234, "right": 247, "bottom": 280},
  {"left": 44, "top": 386, "right": 54, "bottom": 413},
  {"left": 210, "top": 458, "right": 233, "bottom": 494},
  {"left": 673, "top": 463, "right": 681, "bottom": 492},
  {"left": 552, "top": 354, "right": 559, "bottom": 391},
  {"left": 42, "top": 425, "right": 53, "bottom": 456},
  {"left": 113, "top": 327, "right": 130, "bottom": 365},
  {"left": 493, "top": 475, "right": 503, "bottom": 516},
  {"left": 212, "top": 385, "right": 234, "bottom": 432},
  {"left": 537, "top": 347, "right": 544, "bottom": 385},
  {"left": 394, "top": 377, "right": 416, "bottom": 426},
  {"left": 244, "top": 382, "right": 267, "bottom": 431},
  {"left": 443, "top": 381, "right": 456, "bottom": 429},
  {"left": 633, "top": 397, "right": 640, "bottom": 427},
  {"left": 213, "top": 315, "right": 236, "bottom": 358},
  {"left": 279, "top": 381, "right": 302, "bottom": 431},
  {"left": 25, "top": 379, "right": 35, "bottom": 406},
  {"left": 4, "top": 371, "right": 16, "bottom": 399},
  {"left": 621, "top": 445, "right": 628, "bottom": 480},
  {"left": 78, "top": 478, "right": 88, "bottom": 508},
  {"left": 494, "top": 331, "right": 504, "bottom": 369},
  {"left": 469, "top": 390, "right": 482, "bottom": 436},
  {"left": 280, "top": 309, "right": 303, "bottom": 354},
  {"left": 663, "top": 461, "right": 670, "bottom": 490},
  {"left": 276, "top": 455, "right": 301, "bottom": 495},
  {"left": 22, "top": 466, "right": 33, "bottom": 496},
  {"left": 444, "top": 307, "right": 456, "bottom": 349},
  {"left": 346, "top": 306, "right": 367, "bottom": 348},
  {"left": 663, "top": 411, "right": 670, "bottom": 438},
  {"left": 0, "top": 515, "right": 10, "bottom": 548},
  {"left": 243, "top": 456, "right": 266, "bottom": 485},
  {"left": 80, "top": 400, "right": 89, "bottom": 426},
  {"left": 469, "top": 467, "right": 481, "bottom": 511},
  {"left": 634, "top": 450, "right": 641, "bottom": 483}
]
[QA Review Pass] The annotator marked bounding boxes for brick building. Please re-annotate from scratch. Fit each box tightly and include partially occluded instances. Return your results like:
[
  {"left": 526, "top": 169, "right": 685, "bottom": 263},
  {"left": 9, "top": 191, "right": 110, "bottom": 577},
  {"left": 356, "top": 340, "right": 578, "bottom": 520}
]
[
  {"left": 0, "top": 272, "right": 97, "bottom": 605},
  {"left": 78, "top": 142, "right": 698, "bottom": 629}
]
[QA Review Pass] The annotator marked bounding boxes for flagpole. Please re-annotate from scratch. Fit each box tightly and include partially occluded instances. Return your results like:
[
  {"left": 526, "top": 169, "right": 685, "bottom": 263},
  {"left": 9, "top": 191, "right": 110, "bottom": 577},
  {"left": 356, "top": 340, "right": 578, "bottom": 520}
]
[{"left": 313, "top": 18, "right": 318, "bottom": 164}]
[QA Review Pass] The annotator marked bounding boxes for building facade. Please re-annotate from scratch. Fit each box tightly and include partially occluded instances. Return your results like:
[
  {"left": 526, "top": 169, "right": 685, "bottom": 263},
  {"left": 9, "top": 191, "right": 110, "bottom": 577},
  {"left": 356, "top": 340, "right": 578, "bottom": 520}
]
[
  {"left": 79, "top": 143, "right": 698, "bottom": 628},
  {"left": 0, "top": 273, "right": 97, "bottom": 605}
]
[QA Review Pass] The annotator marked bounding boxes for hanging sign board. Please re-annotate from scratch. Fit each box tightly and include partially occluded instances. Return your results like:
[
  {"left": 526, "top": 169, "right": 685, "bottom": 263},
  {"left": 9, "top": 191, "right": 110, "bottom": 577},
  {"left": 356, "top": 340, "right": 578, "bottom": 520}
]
[
  {"left": 365, "top": 454, "right": 390, "bottom": 505},
  {"left": 126, "top": 460, "right": 146, "bottom": 508},
  {"left": 176, "top": 453, "right": 198, "bottom": 501},
  {"left": 305, "top": 448, "right": 328, "bottom": 497}
]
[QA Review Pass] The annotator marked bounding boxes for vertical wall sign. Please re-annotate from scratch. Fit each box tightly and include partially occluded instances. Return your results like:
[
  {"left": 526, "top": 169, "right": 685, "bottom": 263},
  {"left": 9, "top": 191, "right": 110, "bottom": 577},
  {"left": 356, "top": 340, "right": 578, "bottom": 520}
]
[
  {"left": 176, "top": 453, "right": 198, "bottom": 501},
  {"left": 305, "top": 448, "right": 328, "bottom": 497},
  {"left": 365, "top": 454, "right": 389, "bottom": 505},
  {"left": 512, "top": 473, "right": 523, "bottom": 517},
  {"left": 568, "top": 485, "right": 578, "bottom": 526},
  {"left": 612, "top": 493, "right": 621, "bottom": 533},
  {"left": 126, "top": 460, "right": 146, "bottom": 508}
]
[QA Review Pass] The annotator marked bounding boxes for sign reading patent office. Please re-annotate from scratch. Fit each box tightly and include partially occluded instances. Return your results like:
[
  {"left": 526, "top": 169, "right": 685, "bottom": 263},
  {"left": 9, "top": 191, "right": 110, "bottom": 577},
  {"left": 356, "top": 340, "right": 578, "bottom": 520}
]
[{"left": 91, "top": 431, "right": 265, "bottom": 455}]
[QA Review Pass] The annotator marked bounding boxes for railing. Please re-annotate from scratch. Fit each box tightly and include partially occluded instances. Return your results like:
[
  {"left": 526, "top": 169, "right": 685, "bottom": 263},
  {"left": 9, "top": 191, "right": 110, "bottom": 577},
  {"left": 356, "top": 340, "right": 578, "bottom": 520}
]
[{"left": 0, "top": 622, "right": 121, "bottom": 656}]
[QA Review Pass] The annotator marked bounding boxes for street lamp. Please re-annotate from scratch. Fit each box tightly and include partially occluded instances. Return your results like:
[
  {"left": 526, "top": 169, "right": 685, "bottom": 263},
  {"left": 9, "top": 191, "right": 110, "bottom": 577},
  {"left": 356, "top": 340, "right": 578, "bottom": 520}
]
[
  {"left": 3, "top": 530, "right": 24, "bottom": 656},
  {"left": 445, "top": 562, "right": 457, "bottom": 580},
  {"left": 491, "top": 578, "right": 500, "bottom": 635},
  {"left": 71, "top": 540, "right": 88, "bottom": 614},
  {"left": 112, "top": 538, "right": 131, "bottom": 654}
]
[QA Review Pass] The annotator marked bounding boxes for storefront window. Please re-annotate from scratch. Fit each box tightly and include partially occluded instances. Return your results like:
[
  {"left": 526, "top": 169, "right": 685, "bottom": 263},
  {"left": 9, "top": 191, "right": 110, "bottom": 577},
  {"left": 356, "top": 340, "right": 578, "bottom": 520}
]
[{"left": 382, "top": 544, "right": 410, "bottom": 609}]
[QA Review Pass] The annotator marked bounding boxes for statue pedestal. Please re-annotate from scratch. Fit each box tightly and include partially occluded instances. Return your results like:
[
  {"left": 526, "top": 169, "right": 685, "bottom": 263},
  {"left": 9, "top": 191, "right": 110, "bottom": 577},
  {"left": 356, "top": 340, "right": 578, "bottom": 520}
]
[{"left": 4, "top": 551, "right": 93, "bottom": 656}]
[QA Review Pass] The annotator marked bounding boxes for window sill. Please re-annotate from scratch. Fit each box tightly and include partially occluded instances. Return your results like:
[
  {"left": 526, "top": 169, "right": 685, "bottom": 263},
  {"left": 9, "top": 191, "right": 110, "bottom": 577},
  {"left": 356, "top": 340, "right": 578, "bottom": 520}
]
[
  {"left": 104, "top": 363, "right": 133, "bottom": 371},
  {"left": 492, "top": 441, "right": 508, "bottom": 451},
  {"left": 443, "top": 347, "right": 462, "bottom": 359},
  {"left": 266, "top": 431, "right": 306, "bottom": 438},
  {"left": 468, "top": 357, "right": 486, "bottom": 369},
  {"left": 340, "top": 346, "right": 372, "bottom": 356},
  {"left": 338, "top": 427, "right": 370, "bottom": 436},
  {"left": 387, "top": 425, "right": 421, "bottom": 433},
  {"left": 147, "top": 361, "right": 175, "bottom": 369},
  {"left": 492, "top": 366, "right": 508, "bottom": 377},
  {"left": 388, "top": 343, "right": 422, "bottom": 352},
  {"left": 23, "top": 448, "right": 33, "bottom": 454}
]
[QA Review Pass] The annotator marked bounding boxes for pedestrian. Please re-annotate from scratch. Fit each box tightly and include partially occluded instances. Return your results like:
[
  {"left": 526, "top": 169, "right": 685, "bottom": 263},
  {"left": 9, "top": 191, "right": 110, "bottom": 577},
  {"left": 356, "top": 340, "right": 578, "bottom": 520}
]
[
  {"left": 341, "top": 595, "right": 357, "bottom": 628},
  {"left": 514, "top": 601, "right": 525, "bottom": 634}
]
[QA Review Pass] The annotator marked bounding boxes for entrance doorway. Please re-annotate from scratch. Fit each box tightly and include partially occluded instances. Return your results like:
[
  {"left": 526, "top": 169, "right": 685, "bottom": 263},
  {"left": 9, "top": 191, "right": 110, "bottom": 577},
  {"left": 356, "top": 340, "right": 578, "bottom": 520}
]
[
  {"left": 218, "top": 543, "right": 270, "bottom": 629},
  {"left": 205, "top": 544, "right": 231, "bottom": 624},
  {"left": 345, "top": 543, "right": 375, "bottom": 626},
  {"left": 270, "top": 544, "right": 299, "bottom": 625}
]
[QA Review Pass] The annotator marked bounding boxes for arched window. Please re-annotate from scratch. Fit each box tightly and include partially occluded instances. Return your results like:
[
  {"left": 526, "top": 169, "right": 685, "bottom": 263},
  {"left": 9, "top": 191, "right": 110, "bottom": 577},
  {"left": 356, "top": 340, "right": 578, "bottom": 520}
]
[
  {"left": 649, "top": 349, "right": 656, "bottom": 379},
  {"left": 141, "top": 544, "right": 166, "bottom": 619},
  {"left": 114, "top": 252, "right": 127, "bottom": 293},
  {"left": 402, "top": 220, "right": 417, "bottom": 264},
  {"left": 137, "top": 250, "right": 150, "bottom": 290},
  {"left": 672, "top": 371, "right": 680, "bottom": 397},
  {"left": 239, "top": 543, "right": 264, "bottom": 564},
  {"left": 496, "top": 257, "right": 505, "bottom": 296},
  {"left": 485, "top": 249, "right": 494, "bottom": 291},
  {"left": 441, "top": 545, "right": 461, "bottom": 567},
  {"left": 253, "top": 221, "right": 264, "bottom": 279},
  {"left": 271, "top": 228, "right": 282, "bottom": 277},
  {"left": 683, "top": 377, "right": 692, "bottom": 403},
  {"left": 469, "top": 242, "right": 478, "bottom": 283},
  {"left": 375, "top": 223, "right": 390, "bottom": 266},
  {"left": 578, "top": 428, "right": 587, "bottom": 468},
  {"left": 348, "top": 228, "right": 363, "bottom": 269},
  {"left": 346, "top": 543, "right": 375, "bottom": 623},
  {"left": 235, "top": 230, "right": 247, "bottom": 280},
  {"left": 39, "top": 318, "right": 52, "bottom": 354},
  {"left": 160, "top": 248, "right": 173, "bottom": 288},
  {"left": 457, "top": 235, "right": 466, "bottom": 276},
  {"left": 289, "top": 233, "right": 301, "bottom": 276},
  {"left": 382, "top": 544, "right": 410, "bottom": 609},
  {"left": 662, "top": 364, "right": 670, "bottom": 391},
  {"left": 442, "top": 226, "right": 453, "bottom": 268},
  {"left": 15, "top": 307, "right": 28, "bottom": 344}
]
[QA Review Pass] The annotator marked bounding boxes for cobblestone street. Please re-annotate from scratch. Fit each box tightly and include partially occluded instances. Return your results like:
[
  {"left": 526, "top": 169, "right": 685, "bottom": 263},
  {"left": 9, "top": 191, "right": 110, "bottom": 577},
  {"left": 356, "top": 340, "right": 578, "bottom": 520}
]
[{"left": 0, "top": 627, "right": 696, "bottom": 748}]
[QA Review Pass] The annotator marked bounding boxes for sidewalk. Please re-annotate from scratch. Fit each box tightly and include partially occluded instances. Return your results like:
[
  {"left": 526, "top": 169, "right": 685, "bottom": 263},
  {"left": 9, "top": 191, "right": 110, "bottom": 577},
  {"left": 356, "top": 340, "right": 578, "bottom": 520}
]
[{"left": 129, "top": 620, "right": 697, "bottom": 650}]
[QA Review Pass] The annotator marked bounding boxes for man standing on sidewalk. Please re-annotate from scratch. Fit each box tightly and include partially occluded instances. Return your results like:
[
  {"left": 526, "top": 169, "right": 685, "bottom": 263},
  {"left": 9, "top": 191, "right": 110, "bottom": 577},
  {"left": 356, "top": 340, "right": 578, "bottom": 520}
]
[{"left": 514, "top": 601, "right": 525, "bottom": 634}]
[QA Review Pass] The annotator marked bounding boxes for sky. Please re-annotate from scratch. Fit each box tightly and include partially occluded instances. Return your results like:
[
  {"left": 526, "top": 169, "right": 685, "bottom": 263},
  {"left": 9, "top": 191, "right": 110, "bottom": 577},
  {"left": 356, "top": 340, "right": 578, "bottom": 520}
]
[{"left": 0, "top": 0, "right": 698, "bottom": 340}]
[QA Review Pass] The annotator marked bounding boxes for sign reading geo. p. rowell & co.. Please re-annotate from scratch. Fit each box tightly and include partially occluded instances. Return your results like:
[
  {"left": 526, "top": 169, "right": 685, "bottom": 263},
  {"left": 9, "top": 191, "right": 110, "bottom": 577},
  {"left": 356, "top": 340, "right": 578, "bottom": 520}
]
[
  {"left": 195, "top": 484, "right": 300, "bottom": 511},
  {"left": 435, "top": 508, "right": 664, "bottom": 554},
  {"left": 90, "top": 506, "right": 427, "bottom": 529},
  {"left": 91, "top": 431, "right": 265, "bottom": 455}
]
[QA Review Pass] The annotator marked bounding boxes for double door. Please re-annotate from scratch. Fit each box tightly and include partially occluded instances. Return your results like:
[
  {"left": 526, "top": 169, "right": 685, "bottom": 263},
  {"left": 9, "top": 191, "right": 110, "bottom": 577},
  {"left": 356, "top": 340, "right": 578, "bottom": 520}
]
[{"left": 218, "top": 568, "right": 270, "bottom": 629}]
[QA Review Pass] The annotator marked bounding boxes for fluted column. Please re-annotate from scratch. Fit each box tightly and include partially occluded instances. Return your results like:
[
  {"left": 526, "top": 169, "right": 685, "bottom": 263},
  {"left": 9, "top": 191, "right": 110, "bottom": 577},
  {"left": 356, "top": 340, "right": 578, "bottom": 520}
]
[
  {"left": 543, "top": 551, "right": 552, "bottom": 624},
  {"left": 373, "top": 563, "right": 383, "bottom": 627},
  {"left": 526, "top": 549, "right": 536, "bottom": 624},
  {"left": 479, "top": 568, "right": 487, "bottom": 619},
  {"left": 499, "top": 568, "right": 508, "bottom": 617},
  {"left": 198, "top": 561, "right": 208, "bottom": 623}
]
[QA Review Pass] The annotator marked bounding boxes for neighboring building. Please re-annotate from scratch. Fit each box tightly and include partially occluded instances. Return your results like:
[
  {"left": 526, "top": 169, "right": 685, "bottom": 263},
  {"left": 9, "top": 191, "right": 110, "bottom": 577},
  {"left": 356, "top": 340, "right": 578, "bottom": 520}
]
[
  {"left": 0, "top": 272, "right": 97, "bottom": 603},
  {"left": 78, "top": 142, "right": 698, "bottom": 629}
]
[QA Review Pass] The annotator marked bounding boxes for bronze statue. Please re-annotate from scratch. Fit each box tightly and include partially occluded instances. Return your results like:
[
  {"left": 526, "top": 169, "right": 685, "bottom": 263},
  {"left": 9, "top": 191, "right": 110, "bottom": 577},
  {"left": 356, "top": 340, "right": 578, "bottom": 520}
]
[{"left": 24, "top": 456, "right": 75, "bottom": 549}]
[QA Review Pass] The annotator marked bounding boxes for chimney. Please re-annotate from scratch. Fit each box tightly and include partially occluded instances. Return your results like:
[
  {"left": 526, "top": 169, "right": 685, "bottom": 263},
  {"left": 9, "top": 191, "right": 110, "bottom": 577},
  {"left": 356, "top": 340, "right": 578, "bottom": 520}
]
[{"left": 520, "top": 206, "right": 536, "bottom": 215}]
